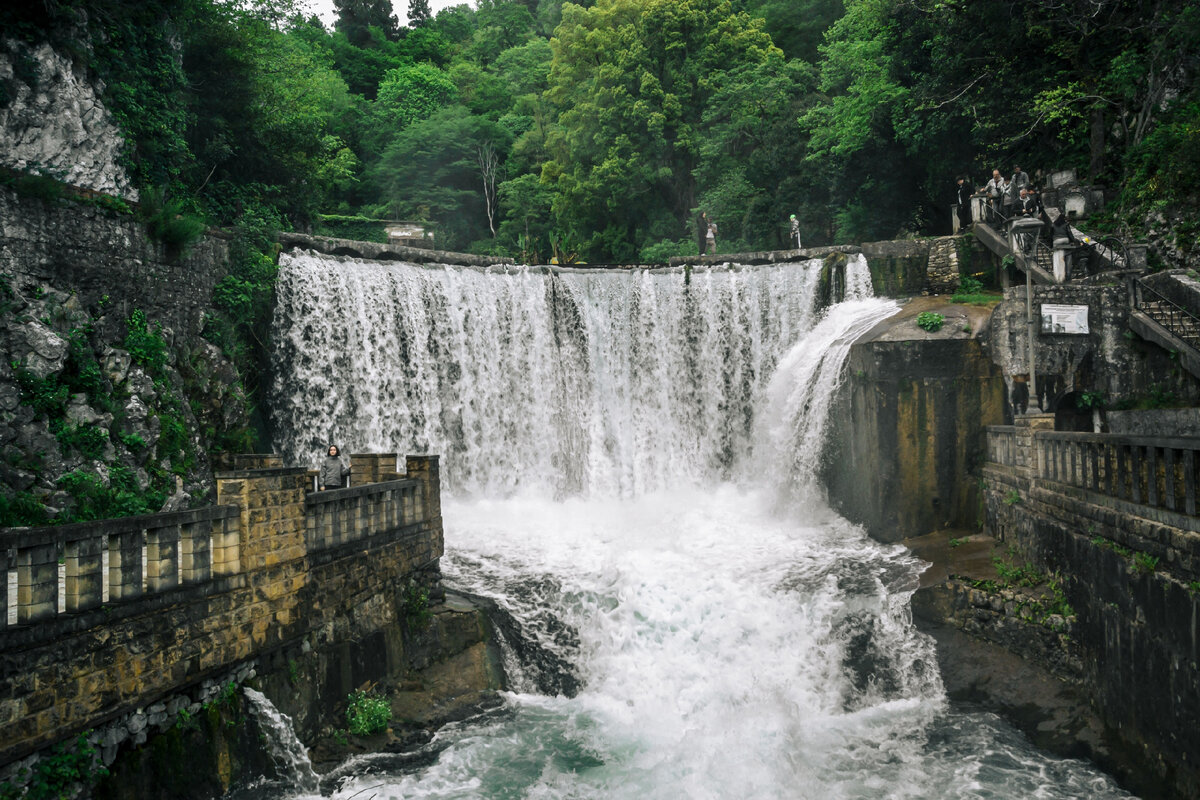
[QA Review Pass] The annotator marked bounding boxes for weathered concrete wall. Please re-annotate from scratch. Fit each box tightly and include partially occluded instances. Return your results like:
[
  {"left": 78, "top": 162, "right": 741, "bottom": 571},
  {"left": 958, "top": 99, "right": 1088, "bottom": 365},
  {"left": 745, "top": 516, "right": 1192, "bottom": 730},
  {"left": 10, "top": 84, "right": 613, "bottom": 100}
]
[
  {"left": 0, "top": 457, "right": 443, "bottom": 771},
  {"left": 824, "top": 300, "right": 1006, "bottom": 541},
  {"left": 0, "top": 41, "right": 135, "bottom": 200},
  {"left": 860, "top": 239, "right": 931, "bottom": 297},
  {"left": 983, "top": 448, "right": 1200, "bottom": 797}
]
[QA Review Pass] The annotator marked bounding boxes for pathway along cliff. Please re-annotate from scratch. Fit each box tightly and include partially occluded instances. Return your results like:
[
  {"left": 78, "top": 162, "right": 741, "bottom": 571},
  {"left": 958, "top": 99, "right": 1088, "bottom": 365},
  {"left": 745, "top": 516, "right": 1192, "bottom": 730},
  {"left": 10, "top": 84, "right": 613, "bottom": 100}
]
[{"left": 268, "top": 252, "right": 1129, "bottom": 798}]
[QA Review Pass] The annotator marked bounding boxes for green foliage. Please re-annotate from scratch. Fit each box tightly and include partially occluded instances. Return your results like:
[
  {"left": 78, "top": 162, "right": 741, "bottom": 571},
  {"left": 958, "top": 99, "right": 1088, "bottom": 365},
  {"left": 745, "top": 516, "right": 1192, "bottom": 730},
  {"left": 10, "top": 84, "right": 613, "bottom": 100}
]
[
  {"left": 402, "top": 582, "right": 432, "bottom": 629},
  {"left": 1133, "top": 552, "right": 1160, "bottom": 574},
  {"left": 315, "top": 214, "right": 390, "bottom": 243},
  {"left": 1003, "top": 489, "right": 1022, "bottom": 506},
  {"left": 639, "top": 238, "right": 698, "bottom": 264},
  {"left": 948, "top": 293, "right": 1001, "bottom": 306},
  {"left": 915, "top": 311, "right": 944, "bottom": 332},
  {"left": 346, "top": 690, "right": 391, "bottom": 736},
  {"left": 57, "top": 467, "right": 161, "bottom": 522},
  {"left": 957, "top": 275, "right": 984, "bottom": 295},
  {"left": 56, "top": 424, "right": 108, "bottom": 459},
  {"left": 2, "top": 170, "right": 65, "bottom": 203},
  {"left": 19, "top": 733, "right": 107, "bottom": 800},
  {"left": 1077, "top": 391, "right": 1106, "bottom": 410},
  {"left": 139, "top": 187, "right": 208, "bottom": 257},
  {"left": 993, "top": 556, "right": 1042, "bottom": 587},
  {"left": 124, "top": 310, "right": 168, "bottom": 374},
  {"left": 0, "top": 491, "right": 50, "bottom": 527},
  {"left": 12, "top": 364, "right": 69, "bottom": 418}
]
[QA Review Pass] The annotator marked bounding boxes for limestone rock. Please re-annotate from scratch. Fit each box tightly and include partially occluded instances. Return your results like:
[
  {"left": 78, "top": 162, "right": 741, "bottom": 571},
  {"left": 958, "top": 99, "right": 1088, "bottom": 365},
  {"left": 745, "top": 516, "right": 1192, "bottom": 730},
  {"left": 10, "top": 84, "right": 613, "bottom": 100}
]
[
  {"left": 0, "top": 40, "right": 135, "bottom": 200},
  {"left": 102, "top": 347, "right": 132, "bottom": 385},
  {"left": 18, "top": 320, "right": 68, "bottom": 378}
]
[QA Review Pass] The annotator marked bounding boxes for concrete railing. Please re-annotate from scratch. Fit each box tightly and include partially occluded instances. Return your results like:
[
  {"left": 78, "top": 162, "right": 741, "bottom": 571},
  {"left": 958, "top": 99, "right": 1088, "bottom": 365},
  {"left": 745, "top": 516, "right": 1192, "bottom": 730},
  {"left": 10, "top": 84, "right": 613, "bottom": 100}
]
[
  {"left": 1037, "top": 432, "right": 1200, "bottom": 516},
  {"left": 986, "top": 426, "right": 1024, "bottom": 469},
  {"left": 2, "top": 506, "right": 241, "bottom": 627},
  {"left": 1, "top": 453, "right": 441, "bottom": 632},
  {"left": 306, "top": 479, "right": 421, "bottom": 552}
]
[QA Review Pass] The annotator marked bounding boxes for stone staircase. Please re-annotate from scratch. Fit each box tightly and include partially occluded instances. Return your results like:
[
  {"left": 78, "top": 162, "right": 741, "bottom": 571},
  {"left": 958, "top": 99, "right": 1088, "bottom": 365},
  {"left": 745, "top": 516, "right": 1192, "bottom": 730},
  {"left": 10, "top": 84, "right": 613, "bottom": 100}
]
[{"left": 1130, "top": 278, "right": 1200, "bottom": 380}]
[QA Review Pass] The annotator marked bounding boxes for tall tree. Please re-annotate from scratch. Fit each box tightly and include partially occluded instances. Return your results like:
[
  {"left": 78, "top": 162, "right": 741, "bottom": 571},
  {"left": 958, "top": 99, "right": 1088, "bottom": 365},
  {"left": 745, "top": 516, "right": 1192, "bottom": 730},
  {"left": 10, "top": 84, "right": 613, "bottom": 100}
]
[
  {"left": 333, "top": 0, "right": 399, "bottom": 45},
  {"left": 543, "top": 0, "right": 778, "bottom": 261},
  {"left": 408, "top": 0, "right": 431, "bottom": 27}
]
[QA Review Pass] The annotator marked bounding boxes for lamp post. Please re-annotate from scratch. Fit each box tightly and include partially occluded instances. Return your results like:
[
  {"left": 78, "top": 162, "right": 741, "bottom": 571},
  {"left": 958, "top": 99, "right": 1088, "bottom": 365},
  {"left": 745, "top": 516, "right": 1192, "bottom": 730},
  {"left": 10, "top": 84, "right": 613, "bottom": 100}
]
[{"left": 1009, "top": 216, "right": 1045, "bottom": 413}]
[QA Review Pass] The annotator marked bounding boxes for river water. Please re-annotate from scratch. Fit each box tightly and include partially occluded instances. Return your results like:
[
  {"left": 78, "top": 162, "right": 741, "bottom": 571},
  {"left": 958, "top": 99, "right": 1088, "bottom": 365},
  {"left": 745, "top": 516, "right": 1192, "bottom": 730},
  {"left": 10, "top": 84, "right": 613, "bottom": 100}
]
[{"left": 268, "top": 252, "right": 1131, "bottom": 799}]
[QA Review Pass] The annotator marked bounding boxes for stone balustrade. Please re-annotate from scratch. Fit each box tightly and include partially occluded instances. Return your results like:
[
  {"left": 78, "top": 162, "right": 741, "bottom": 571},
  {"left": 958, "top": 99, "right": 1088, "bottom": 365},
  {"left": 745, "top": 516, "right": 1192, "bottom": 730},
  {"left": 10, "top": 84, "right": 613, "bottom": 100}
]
[
  {"left": 1037, "top": 431, "right": 1200, "bottom": 516},
  {"left": 1, "top": 506, "right": 240, "bottom": 627},
  {"left": 986, "top": 424, "right": 1200, "bottom": 518},
  {"left": 0, "top": 453, "right": 443, "bottom": 768}
]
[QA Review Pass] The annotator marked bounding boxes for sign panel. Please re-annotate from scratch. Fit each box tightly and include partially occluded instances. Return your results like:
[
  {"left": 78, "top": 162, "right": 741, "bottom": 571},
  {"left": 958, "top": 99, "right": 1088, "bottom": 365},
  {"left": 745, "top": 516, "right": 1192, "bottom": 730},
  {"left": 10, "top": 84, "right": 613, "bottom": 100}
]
[{"left": 1040, "top": 304, "right": 1089, "bottom": 334}]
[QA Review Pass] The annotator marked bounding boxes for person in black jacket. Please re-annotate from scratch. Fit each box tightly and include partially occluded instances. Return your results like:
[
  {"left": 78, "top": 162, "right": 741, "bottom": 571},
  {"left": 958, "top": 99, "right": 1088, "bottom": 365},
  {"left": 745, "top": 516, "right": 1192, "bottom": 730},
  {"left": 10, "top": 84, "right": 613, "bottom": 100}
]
[{"left": 955, "top": 175, "right": 972, "bottom": 229}]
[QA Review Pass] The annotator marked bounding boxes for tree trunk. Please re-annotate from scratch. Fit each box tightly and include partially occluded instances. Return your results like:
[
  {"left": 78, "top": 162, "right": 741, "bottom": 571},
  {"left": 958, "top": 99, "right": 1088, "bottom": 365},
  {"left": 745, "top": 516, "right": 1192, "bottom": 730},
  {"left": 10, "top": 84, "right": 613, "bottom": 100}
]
[{"left": 1089, "top": 106, "right": 1105, "bottom": 184}]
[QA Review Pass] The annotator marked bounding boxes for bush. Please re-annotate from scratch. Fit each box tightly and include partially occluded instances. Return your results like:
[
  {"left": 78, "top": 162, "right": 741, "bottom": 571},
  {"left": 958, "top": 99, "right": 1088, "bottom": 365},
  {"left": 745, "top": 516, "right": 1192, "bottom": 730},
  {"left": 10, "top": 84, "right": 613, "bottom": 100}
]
[
  {"left": 139, "top": 187, "right": 207, "bottom": 257},
  {"left": 56, "top": 424, "right": 108, "bottom": 459},
  {"left": 124, "top": 310, "right": 168, "bottom": 373},
  {"left": 346, "top": 690, "right": 391, "bottom": 736},
  {"left": 916, "top": 311, "right": 945, "bottom": 332},
  {"left": 638, "top": 237, "right": 698, "bottom": 264}
]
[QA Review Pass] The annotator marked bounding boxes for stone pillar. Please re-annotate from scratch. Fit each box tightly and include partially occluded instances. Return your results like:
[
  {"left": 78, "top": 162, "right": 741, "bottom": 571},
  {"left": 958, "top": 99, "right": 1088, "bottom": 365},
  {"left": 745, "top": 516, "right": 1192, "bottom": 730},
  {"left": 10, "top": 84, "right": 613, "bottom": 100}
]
[
  {"left": 17, "top": 543, "right": 58, "bottom": 623},
  {"left": 64, "top": 535, "right": 103, "bottom": 613},
  {"left": 211, "top": 512, "right": 241, "bottom": 577},
  {"left": 1053, "top": 246, "right": 1068, "bottom": 283},
  {"left": 146, "top": 523, "right": 180, "bottom": 592},
  {"left": 107, "top": 529, "right": 143, "bottom": 601},
  {"left": 179, "top": 519, "right": 211, "bottom": 584},
  {"left": 405, "top": 455, "right": 441, "bottom": 523}
]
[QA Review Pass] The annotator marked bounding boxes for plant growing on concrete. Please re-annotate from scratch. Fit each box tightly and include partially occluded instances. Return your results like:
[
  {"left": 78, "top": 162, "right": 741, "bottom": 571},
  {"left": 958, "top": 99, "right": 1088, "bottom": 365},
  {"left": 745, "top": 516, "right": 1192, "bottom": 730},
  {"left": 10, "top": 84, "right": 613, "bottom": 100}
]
[
  {"left": 916, "top": 311, "right": 945, "bottom": 332},
  {"left": 346, "top": 690, "right": 391, "bottom": 736},
  {"left": 402, "top": 582, "right": 433, "bottom": 629},
  {"left": 1003, "top": 489, "right": 1021, "bottom": 506},
  {"left": 1133, "top": 552, "right": 1160, "bottom": 574}
]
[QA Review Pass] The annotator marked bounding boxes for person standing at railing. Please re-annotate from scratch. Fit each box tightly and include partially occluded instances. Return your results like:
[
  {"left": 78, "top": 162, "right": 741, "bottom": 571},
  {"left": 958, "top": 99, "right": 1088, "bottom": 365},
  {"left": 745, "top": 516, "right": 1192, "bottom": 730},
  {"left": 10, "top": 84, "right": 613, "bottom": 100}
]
[
  {"left": 1019, "top": 187, "right": 1041, "bottom": 217},
  {"left": 1003, "top": 165, "right": 1029, "bottom": 222},
  {"left": 955, "top": 176, "right": 972, "bottom": 230},
  {"left": 320, "top": 444, "right": 350, "bottom": 490},
  {"left": 983, "top": 170, "right": 1007, "bottom": 223},
  {"left": 789, "top": 214, "right": 802, "bottom": 249}
]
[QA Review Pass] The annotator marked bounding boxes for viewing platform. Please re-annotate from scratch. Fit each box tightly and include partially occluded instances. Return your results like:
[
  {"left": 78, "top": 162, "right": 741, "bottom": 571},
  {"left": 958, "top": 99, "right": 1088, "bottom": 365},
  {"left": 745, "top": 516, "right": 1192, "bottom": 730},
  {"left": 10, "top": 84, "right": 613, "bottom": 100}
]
[{"left": 0, "top": 453, "right": 443, "bottom": 767}]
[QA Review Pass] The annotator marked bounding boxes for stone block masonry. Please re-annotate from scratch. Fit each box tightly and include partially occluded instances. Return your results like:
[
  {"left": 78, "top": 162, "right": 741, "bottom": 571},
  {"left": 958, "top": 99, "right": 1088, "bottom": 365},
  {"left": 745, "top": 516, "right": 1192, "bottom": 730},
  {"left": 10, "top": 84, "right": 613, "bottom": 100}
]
[
  {"left": 0, "top": 187, "right": 229, "bottom": 342},
  {"left": 0, "top": 454, "right": 443, "bottom": 769},
  {"left": 982, "top": 419, "right": 1200, "bottom": 797}
]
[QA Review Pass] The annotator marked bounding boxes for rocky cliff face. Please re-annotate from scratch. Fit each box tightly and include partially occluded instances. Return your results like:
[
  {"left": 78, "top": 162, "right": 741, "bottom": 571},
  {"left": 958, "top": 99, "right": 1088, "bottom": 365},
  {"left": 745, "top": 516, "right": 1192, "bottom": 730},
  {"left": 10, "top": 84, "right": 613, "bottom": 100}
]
[
  {"left": 0, "top": 40, "right": 134, "bottom": 200},
  {"left": 0, "top": 188, "right": 247, "bottom": 522}
]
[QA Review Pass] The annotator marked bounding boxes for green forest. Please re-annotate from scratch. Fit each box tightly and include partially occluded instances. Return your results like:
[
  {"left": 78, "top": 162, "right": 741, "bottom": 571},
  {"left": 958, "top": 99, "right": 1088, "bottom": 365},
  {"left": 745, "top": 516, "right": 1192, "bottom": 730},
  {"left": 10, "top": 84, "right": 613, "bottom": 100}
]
[{"left": 3, "top": 0, "right": 1198, "bottom": 264}]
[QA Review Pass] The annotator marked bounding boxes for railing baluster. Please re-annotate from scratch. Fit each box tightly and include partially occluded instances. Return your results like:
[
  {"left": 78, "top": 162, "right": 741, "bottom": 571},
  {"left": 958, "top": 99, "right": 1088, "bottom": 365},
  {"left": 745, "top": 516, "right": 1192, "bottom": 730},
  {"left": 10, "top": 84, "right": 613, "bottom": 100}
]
[
  {"left": 1130, "top": 446, "right": 1143, "bottom": 504},
  {"left": 1165, "top": 448, "right": 1177, "bottom": 512},
  {"left": 1147, "top": 446, "right": 1160, "bottom": 508},
  {"left": 108, "top": 529, "right": 143, "bottom": 601},
  {"left": 17, "top": 543, "right": 58, "bottom": 623},
  {"left": 1186, "top": 449, "right": 1197, "bottom": 515},
  {"left": 64, "top": 536, "right": 103, "bottom": 613}
]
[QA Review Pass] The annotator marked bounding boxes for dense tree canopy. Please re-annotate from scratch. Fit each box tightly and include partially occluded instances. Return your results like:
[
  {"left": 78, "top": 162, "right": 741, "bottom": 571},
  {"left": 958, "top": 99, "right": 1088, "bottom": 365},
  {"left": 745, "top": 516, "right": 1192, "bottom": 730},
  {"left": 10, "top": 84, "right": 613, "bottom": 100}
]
[{"left": 3, "top": 0, "right": 1197, "bottom": 261}]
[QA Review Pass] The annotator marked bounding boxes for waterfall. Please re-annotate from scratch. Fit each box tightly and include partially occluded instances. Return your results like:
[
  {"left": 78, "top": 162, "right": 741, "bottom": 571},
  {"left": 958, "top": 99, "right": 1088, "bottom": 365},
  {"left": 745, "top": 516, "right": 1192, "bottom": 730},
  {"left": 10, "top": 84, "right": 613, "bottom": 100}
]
[
  {"left": 268, "top": 251, "right": 1131, "bottom": 799},
  {"left": 270, "top": 253, "right": 826, "bottom": 496},
  {"left": 242, "top": 688, "right": 320, "bottom": 795}
]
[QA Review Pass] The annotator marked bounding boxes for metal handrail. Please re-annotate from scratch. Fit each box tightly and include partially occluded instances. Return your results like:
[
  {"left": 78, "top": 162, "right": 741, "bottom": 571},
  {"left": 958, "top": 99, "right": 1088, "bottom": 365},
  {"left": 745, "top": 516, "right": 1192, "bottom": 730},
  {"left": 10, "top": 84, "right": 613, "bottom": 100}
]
[{"left": 1132, "top": 278, "right": 1200, "bottom": 348}]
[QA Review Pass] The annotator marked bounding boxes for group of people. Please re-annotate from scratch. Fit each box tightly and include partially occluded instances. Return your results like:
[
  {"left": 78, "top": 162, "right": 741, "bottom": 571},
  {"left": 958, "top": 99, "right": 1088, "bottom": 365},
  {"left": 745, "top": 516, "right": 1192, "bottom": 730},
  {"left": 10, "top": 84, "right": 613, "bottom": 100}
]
[{"left": 956, "top": 166, "right": 1042, "bottom": 229}]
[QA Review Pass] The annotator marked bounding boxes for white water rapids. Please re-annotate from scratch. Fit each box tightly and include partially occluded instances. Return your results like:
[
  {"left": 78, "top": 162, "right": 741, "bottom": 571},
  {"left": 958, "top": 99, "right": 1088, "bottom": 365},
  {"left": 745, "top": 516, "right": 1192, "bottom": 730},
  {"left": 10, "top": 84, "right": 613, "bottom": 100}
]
[{"left": 267, "top": 251, "right": 1131, "bottom": 799}]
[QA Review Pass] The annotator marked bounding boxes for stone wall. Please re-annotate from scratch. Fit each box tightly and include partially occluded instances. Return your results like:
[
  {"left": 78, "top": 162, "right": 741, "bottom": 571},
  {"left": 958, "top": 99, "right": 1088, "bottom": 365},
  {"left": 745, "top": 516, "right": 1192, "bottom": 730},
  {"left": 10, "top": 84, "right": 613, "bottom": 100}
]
[
  {"left": 0, "top": 188, "right": 228, "bottom": 342},
  {"left": 982, "top": 431, "right": 1200, "bottom": 797},
  {"left": 0, "top": 41, "right": 135, "bottom": 200},
  {"left": 824, "top": 302, "right": 1006, "bottom": 541},
  {"left": 0, "top": 456, "right": 443, "bottom": 770},
  {"left": 987, "top": 282, "right": 1200, "bottom": 415}
]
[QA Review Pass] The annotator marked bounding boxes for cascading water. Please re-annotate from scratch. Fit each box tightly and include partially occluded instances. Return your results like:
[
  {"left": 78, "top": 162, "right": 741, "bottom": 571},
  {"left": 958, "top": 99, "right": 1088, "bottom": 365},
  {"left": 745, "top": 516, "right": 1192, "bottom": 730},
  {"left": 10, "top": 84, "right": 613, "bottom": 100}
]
[
  {"left": 241, "top": 688, "right": 320, "bottom": 795},
  {"left": 269, "top": 251, "right": 1131, "bottom": 799}
]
